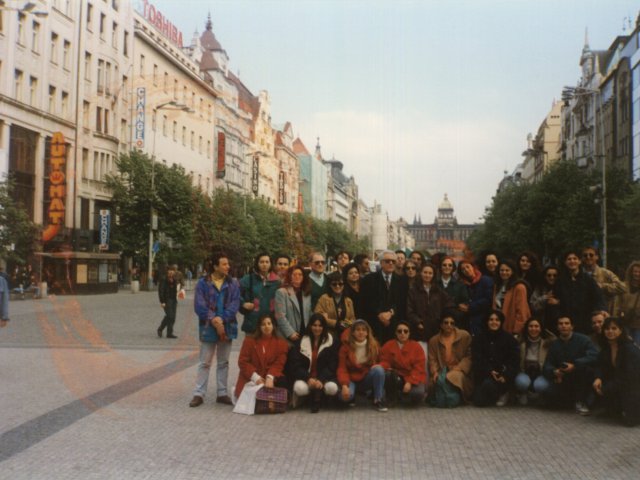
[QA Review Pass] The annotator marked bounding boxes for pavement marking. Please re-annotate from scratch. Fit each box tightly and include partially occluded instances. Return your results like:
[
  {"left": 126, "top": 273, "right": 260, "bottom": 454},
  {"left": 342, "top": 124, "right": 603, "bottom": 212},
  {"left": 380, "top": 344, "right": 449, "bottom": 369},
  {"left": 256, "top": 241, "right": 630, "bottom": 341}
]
[{"left": 0, "top": 352, "right": 198, "bottom": 463}]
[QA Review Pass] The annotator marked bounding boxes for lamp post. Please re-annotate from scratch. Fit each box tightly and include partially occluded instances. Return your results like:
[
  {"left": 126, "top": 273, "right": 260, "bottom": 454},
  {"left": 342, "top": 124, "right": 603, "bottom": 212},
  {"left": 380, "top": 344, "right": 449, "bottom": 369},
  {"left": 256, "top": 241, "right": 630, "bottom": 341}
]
[
  {"left": 147, "top": 101, "right": 191, "bottom": 290},
  {"left": 562, "top": 85, "right": 607, "bottom": 267}
]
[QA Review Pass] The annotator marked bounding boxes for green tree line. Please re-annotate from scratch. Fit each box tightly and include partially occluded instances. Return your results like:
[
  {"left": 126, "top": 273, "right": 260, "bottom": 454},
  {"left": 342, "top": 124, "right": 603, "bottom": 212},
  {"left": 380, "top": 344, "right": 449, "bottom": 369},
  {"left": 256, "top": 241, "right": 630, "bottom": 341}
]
[
  {"left": 466, "top": 161, "right": 640, "bottom": 273},
  {"left": 106, "top": 150, "right": 370, "bottom": 271}
]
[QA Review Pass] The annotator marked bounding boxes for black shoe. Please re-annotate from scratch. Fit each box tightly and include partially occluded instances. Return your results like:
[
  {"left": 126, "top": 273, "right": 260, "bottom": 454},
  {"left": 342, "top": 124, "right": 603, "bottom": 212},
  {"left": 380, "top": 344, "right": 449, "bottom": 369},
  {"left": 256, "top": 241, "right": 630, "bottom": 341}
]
[
  {"left": 167, "top": 334, "right": 177, "bottom": 339},
  {"left": 157, "top": 328, "right": 163, "bottom": 338}
]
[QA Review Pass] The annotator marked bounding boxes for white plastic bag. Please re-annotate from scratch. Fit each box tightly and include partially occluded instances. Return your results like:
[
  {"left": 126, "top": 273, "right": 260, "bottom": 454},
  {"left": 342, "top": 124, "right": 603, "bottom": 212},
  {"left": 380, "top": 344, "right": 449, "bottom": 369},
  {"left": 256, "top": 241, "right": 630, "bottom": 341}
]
[{"left": 232, "top": 382, "right": 263, "bottom": 415}]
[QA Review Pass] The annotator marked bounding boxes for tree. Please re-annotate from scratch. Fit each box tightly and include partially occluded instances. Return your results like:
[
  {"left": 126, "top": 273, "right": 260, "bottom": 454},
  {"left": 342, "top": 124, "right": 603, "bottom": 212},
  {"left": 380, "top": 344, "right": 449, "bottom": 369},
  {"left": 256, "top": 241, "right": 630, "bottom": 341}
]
[{"left": 0, "top": 179, "right": 39, "bottom": 265}]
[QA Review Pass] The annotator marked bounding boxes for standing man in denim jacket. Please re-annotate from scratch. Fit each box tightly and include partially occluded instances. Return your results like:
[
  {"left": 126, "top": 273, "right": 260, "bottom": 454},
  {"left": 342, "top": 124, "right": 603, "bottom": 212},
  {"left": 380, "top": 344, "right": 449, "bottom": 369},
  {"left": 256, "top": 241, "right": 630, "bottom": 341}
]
[{"left": 189, "top": 252, "right": 240, "bottom": 407}]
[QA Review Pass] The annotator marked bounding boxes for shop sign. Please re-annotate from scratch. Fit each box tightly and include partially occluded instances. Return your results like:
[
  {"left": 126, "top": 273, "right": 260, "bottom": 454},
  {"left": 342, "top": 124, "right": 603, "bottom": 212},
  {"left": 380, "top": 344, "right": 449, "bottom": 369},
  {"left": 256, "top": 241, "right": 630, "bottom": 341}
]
[
  {"left": 135, "top": 87, "right": 146, "bottom": 149},
  {"left": 99, "top": 210, "right": 111, "bottom": 251},
  {"left": 43, "top": 132, "right": 66, "bottom": 242}
]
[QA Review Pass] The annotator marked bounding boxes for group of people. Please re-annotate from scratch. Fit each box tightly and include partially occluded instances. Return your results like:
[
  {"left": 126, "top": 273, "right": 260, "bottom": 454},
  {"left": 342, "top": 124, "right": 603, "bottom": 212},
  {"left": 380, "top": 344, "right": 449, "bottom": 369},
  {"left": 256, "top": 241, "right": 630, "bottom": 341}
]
[{"left": 183, "top": 247, "right": 640, "bottom": 425}]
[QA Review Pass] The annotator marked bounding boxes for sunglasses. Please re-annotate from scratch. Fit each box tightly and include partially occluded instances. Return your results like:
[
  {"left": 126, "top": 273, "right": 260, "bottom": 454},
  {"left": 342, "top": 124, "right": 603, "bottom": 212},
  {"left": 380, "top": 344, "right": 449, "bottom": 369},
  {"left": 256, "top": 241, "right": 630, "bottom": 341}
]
[
  {"left": 313, "top": 260, "right": 326, "bottom": 265},
  {"left": 331, "top": 282, "right": 344, "bottom": 287},
  {"left": 382, "top": 259, "right": 396, "bottom": 264},
  {"left": 405, "top": 266, "right": 416, "bottom": 271},
  {"left": 396, "top": 328, "right": 409, "bottom": 334}
]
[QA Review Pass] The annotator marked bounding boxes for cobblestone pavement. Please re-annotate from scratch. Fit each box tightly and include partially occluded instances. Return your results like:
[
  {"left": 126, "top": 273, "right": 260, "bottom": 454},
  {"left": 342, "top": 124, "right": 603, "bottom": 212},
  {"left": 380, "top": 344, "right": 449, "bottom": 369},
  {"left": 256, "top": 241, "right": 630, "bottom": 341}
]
[{"left": 1, "top": 290, "right": 639, "bottom": 480}]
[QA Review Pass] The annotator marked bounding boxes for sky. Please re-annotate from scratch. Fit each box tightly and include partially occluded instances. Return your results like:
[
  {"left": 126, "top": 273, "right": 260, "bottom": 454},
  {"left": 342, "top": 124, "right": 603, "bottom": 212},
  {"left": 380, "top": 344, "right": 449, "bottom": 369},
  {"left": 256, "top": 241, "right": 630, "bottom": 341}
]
[{"left": 151, "top": 0, "right": 638, "bottom": 224}]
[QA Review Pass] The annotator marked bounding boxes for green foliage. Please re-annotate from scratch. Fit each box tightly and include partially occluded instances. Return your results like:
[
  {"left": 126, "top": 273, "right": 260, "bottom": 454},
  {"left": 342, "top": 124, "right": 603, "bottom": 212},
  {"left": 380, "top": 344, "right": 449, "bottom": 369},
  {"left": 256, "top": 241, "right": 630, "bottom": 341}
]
[
  {"left": 0, "top": 179, "right": 39, "bottom": 264},
  {"left": 106, "top": 151, "right": 368, "bottom": 271},
  {"left": 467, "top": 161, "right": 636, "bottom": 270}
]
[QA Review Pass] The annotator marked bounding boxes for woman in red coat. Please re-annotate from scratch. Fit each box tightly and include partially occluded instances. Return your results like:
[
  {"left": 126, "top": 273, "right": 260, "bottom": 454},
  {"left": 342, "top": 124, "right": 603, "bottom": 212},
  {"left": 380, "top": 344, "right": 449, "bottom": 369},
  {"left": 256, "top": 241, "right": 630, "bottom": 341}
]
[
  {"left": 234, "top": 314, "right": 289, "bottom": 399},
  {"left": 380, "top": 320, "right": 427, "bottom": 405}
]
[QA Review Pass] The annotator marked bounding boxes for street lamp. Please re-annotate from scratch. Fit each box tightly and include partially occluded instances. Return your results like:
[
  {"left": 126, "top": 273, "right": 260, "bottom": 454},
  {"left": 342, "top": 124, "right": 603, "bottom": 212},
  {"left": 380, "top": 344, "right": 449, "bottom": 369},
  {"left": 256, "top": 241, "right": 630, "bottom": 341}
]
[
  {"left": 562, "top": 85, "right": 607, "bottom": 267},
  {"left": 147, "top": 101, "right": 192, "bottom": 290},
  {"left": 0, "top": 0, "right": 48, "bottom": 16}
]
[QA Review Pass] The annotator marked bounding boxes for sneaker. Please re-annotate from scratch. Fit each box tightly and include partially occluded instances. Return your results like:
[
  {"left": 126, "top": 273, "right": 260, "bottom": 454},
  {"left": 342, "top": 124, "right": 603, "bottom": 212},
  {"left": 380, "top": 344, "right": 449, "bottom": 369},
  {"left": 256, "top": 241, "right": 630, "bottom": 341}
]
[
  {"left": 575, "top": 401, "right": 591, "bottom": 416},
  {"left": 517, "top": 393, "right": 528, "bottom": 406},
  {"left": 374, "top": 399, "right": 388, "bottom": 412},
  {"left": 496, "top": 392, "right": 509, "bottom": 407}
]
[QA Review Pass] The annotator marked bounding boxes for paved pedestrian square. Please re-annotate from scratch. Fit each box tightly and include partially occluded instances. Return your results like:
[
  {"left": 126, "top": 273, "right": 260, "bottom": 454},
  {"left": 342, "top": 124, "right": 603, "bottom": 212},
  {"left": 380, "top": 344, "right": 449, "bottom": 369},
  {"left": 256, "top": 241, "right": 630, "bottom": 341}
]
[{"left": 1, "top": 291, "right": 638, "bottom": 479}]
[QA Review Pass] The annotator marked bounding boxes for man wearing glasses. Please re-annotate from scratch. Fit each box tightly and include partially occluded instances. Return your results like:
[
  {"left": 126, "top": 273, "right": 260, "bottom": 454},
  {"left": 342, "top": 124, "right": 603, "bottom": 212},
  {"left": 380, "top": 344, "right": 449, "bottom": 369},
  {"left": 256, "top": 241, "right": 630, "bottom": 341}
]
[
  {"left": 309, "top": 252, "right": 328, "bottom": 310},
  {"left": 581, "top": 247, "right": 626, "bottom": 313},
  {"left": 361, "top": 250, "right": 409, "bottom": 343}
]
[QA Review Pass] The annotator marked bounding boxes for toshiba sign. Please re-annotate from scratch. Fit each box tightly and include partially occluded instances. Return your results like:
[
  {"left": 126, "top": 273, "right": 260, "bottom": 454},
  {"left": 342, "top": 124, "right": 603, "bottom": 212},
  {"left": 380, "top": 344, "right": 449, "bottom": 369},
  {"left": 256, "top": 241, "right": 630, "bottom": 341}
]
[{"left": 141, "top": 0, "right": 184, "bottom": 48}]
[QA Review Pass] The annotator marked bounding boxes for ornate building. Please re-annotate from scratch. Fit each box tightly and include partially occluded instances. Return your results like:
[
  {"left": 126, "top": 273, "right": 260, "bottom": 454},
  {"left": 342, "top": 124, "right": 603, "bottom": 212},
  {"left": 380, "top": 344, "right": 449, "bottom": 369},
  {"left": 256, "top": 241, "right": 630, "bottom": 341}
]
[{"left": 405, "top": 194, "right": 477, "bottom": 259}]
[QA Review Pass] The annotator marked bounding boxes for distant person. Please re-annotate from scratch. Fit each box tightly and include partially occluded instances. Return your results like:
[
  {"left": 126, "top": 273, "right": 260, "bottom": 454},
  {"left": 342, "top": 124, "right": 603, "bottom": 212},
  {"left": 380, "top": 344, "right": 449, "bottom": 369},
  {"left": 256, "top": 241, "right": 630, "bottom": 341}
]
[
  {"left": 542, "top": 316, "right": 598, "bottom": 415},
  {"left": 614, "top": 260, "right": 640, "bottom": 345},
  {"left": 157, "top": 266, "right": 179, "bottom": 339},
  {"left": 190, "top": 252, "right": 240, "bottom": 408},
  {"left": 0, "top": 272, "right": 9, "bottom": 328}
]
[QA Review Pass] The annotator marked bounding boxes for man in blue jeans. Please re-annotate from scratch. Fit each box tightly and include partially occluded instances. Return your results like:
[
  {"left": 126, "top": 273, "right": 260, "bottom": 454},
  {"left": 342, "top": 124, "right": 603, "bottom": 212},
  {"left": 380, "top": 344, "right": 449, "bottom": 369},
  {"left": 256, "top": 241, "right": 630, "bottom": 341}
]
[{"left": 190, "top": 252, "right": 240, "bottom": 407}]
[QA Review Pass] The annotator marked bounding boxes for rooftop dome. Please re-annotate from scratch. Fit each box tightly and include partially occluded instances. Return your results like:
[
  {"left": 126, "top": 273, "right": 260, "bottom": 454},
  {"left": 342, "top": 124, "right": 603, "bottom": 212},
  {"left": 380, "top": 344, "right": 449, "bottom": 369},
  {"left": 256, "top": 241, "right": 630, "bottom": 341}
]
[{"left": 438, "top": 193, "right": 453, "bottom": 210}]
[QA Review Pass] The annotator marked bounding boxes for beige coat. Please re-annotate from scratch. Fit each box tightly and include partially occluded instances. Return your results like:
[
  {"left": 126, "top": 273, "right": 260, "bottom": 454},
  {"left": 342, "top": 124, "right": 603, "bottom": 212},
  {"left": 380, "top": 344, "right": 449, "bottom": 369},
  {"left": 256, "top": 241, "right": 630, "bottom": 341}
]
[
  {"left": 614, "top": 261, "right": 640, "bottom": 329},
  {"left": 428, "top": 328, "right": 473, "bottom": 400},
  {"left": 314, "top": 294, "right": 356, "bottom": 331}
]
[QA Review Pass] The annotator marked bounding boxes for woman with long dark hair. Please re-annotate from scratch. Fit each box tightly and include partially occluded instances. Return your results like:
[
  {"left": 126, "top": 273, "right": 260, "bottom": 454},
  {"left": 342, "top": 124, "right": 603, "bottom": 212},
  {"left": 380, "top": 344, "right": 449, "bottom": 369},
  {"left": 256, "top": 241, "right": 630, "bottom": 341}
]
[
  {"left": 514, "top": 317, "right": 555, "bottom": 405},
  {"left": 289, "top": 313, "right": 339, "bottom": 413},
  {"left": 342, "top": 262, "right": 363, "bottom": 318},
  {"left": 530, "top": 265, "right": 562, "bottom": 333},
  {"left": 492, "top": 259, "right": 531, "bottom": 335},
  {"left": 517, "top": 251, "right": 542, "bottom": 296},
  {"left": 234, "top": 314, "right": 289, "bottom": 400},
  {"left": 407, "top": 263, "right": 453, "bottom": 342},
  {"left": 478, "top": 251, "right": 500, "bottom": 282},
  {"left": 315, "top": 271, "right": 356, "bottom": 335},
  {"left": 239, "top": 252, "right": 281, "bottom": 334},
  {"left": 275, "top": 265, "right": 312, "bottom": 344},
  {"left": 593, "top": 317, "right": 640, "bottom": 426}
]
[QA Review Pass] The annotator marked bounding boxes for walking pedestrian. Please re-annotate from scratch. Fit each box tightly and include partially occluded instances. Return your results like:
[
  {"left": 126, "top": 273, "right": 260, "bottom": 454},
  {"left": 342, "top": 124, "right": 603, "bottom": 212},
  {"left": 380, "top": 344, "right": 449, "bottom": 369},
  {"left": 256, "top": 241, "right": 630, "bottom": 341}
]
[{"left": 157, "top": 266, "right": 179, "bottom": 338}]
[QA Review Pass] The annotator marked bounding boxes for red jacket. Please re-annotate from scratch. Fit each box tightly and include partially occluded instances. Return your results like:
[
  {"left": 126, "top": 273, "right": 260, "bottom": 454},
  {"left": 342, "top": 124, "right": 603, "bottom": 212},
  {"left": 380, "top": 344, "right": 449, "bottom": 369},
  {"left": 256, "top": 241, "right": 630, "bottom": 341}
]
[
  {"left": 337, "top": 343, "right": 379, "bottom": 386},
  {"left": 235, "top": 335, "right": 289, "bottom": 398},
  {"left": 379, "top": 339, "right": 427, "bottom": 385}
]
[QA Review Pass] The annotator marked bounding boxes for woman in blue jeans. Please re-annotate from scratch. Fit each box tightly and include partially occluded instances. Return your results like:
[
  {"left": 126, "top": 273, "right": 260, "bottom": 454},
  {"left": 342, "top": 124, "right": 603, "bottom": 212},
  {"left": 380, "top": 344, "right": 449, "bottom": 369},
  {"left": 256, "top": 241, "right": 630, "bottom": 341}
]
[
  {"left": 337, "top": 319, "right": 388, "bottom": 412},
  {"left": 514, "top": 317, "right": 554, "bottom": 405}
]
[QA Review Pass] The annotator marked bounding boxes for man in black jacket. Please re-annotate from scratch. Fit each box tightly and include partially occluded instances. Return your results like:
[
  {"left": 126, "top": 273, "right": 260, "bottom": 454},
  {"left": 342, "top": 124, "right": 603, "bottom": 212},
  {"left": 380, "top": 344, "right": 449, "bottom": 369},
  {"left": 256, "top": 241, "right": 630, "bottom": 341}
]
[
  {"left": 157, "top": 266, "right": 179, "bottom": 338},
  {"left": 360, "top": 250, "right": 408, "bottom": 343}
]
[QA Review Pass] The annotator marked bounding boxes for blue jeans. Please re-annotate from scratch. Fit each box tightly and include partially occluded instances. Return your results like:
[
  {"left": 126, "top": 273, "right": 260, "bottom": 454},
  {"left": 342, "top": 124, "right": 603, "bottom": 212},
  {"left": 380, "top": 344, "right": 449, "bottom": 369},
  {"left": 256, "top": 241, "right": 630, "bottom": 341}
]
[
  {"left": 343, "top": 365, "right": 386, "bottom": 403},
  {"left": 193, "top": 340, "right": 232, "bottom": 398},
  {"left": 514, "top": 372, "right": 551, "bottom": 394}
]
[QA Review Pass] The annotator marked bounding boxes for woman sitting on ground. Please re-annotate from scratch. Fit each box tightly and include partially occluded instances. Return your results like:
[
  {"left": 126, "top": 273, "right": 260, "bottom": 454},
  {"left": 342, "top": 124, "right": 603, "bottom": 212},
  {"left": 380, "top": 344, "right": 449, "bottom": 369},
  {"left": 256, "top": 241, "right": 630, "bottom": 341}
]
[
  {"left": 593, "top": 317, "right": 640, "bottom": 426},
  {"left": 314, "top": 271, "right": 356, "bottom": 336},
  {"left": 428, "top": 311, "right": 473, "bottom": 405},
  {"left": 379, "top": 320, "right": 427, "bottom": 405},
  {"left": 472, "top": 310, "right": 519, "bottom": 407},
  {"left": 337, "top": 319, "right": 388, "bottom": 412},
  {"left": 514, "top": 317, "right": 555, "bottom": 405},
  {"left": 234, "top": 314, "right": 289, "bottom": 400},
  {"left": 289, "top": 313, "right": 339, "bottom": 413}
]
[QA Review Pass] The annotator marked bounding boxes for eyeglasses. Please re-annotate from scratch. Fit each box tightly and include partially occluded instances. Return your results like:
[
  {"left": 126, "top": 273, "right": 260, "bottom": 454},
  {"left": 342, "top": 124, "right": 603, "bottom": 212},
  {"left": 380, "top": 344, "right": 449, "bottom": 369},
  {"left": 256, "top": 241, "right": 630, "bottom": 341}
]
[
  {"left": 382, "top": 259, "right": 396, "bottom": 264},
  {"left": 396, "top": 328, "right": 409, "bottom": 334},
  {"left": 331, "top": 282, "right": 344, "bottom": 287},
  {"left": 583, "top": 253, "right": 596, "bottom": 258},
  {"left": 313, "top": 260, "right": 326, "bottom": 265},
  {"left": 405, "top": 266, "right": 416, "bottom": 271}
]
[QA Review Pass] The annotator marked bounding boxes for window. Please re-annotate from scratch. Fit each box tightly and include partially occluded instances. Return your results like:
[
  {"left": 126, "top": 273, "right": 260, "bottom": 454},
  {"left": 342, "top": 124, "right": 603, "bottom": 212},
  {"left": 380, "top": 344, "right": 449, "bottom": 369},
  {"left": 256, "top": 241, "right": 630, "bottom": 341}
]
[
  {"left": 84, "top": 52, "right": 92, "bottom": 80},
  {"left": 199, "top": 136, "right": 203, "bottom": 154},
  {"left": 163, "top": 72, "right": 168, "bottom": 92},
  {"left": 96, "top": 106, "right": 102, "bottom": 131},
  {"left": 139, "top": 54, "right": 145, "bottom": 77},
  {"left": 50, "top": 32, "right": 59, "bottom": 64},
  {"left": 29, "top": 76, "right": 37, "bottom": 106},
  {"left": 112, "top": 0, "right": 119, "bottom": 11},
  {"left": 61, "top": 91, "right": 69, "bottom": 117},
  {"left": 172, "top": 121, "right": 177, "bottom": 141},
  {"left": 199, "top": 98, "right": 203, "bottom": 116},
  {"left": 99, "top": 13, "right": 106, "bottom": 39},
  {"left": 93, "top": 151, "right": 99, "bottom": 180},
  {"left": 82, "top": 149, "right": 89, "bottom": 179},
  {"left": 105, "top": 62, "right": 111, "bottom": 95},
  {"left": 86, "top": 3, "right": 93, "bottom": 31},
  {"left": 182, "top": 126, "right": 186, "bottom": 145},
  {"left": 83, "top": 101, "right": 90, "bottom": 125},
  {"left": 123, "top": 30, "right": 129, "bottom": 56},
  {"left": 122, "top": 75, "right": 128, "bottom": 101},
  {"left": 153, "top": 64, "right": 158, "bottom": 86},
  {"left": 120, "top": 119, "right": 127, "bottom": 142},
  {"left": 191, "top": 92, "right": 196, "bottom": 107},
  {"left": 208, "top": 104, "right": 212, "bottom": 122},
  {"left": 190, "top": 131, "right": 194, "bottom": 150},
  {"left": 207, "top": 140, "right": 211, "bottom": 159},
  {"left": 183, "top": 85, "right": 187, "bottom": 103},
  {"left": 112, "top": 22, "right": 118, "bottom": 49},
  {"left": 152, "top": 111, "right": 156, "bottom": 131},
  {"left": 104, "top": 108, "right": 109, "bottom": 134},
  {"left": 32, "top": 21, "right": 40, "bottom": 53},
  {"left": 14, "top": 70, "right": 23, "bottom": 101},
  {"left": 17, "top": 14, "right": 25, "bottom": 45},
  {"left": 63, "top": 40, "right": 70, "bottom": 69},
  {"left": 173, "top": 79, "right": 178, "bottom": 99},
  {"left": 48, "top": 85, "right": 56, "bottom": 113},
  {"left": 97, "top": 59, "right": 104, "bottom": 93}
]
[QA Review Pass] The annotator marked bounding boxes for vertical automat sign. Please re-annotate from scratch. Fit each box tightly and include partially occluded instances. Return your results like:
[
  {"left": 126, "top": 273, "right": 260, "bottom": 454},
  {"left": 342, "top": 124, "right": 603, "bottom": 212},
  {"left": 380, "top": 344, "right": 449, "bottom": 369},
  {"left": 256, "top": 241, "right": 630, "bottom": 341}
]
[
  {"left": 135, "top": 87, "right": 146, "bottom": 149},
  {"left": 99, "top": 210, "right": 111, "bottom": 251},
  {"left": 278, "top": 171, "right": 286, "bottom": 205},
  {"left": 251, "top": 155, "right": 259, "bottom": 195},
  {"left": 43, "top": 132, "right": 66, "bottom": 242}
]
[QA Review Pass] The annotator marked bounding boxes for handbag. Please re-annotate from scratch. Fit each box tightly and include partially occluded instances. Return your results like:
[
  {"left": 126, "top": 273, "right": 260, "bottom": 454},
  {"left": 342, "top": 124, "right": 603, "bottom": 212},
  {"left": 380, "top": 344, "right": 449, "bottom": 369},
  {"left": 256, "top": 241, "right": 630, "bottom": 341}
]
[
  {"left": 232, "top": 382, "right": 263, "bottom": 415},
  {"left": 432, "top": 367, "right": 461, "bottom": 408},
  {"left": 255, "top": 386, "right": 288, "bottom": 414}
]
